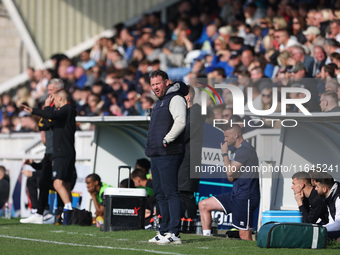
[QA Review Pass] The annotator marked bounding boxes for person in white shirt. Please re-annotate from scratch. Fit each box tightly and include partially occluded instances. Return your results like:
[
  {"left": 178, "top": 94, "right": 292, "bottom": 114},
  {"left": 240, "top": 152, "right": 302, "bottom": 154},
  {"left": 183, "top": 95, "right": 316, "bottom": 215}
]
[
  {"left": 274, "top": 29, "right": 299, "bottom": 51},
  {"left": 315, "top": 173, "right": 340, "bottom": 240}
]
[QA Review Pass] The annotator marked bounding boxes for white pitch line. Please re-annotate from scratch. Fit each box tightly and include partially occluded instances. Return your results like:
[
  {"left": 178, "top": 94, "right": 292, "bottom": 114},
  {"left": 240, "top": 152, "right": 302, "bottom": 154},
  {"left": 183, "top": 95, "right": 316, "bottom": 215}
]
[{"left": 0, "top": 235, "right": 184, "bottom": 255}]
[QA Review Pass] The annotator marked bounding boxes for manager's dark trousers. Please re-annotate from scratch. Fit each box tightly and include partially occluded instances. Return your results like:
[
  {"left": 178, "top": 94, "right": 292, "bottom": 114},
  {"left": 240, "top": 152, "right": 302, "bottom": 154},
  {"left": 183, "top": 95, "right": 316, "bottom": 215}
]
[
  {"left": 36, "top": 153, "right": 53, "bottom": 215},
  {"left": 151, "top": 154, "right": 183, "bottom": 236},
  {"left": 26, "top": 173, "right": 40, "bottom": 210}
]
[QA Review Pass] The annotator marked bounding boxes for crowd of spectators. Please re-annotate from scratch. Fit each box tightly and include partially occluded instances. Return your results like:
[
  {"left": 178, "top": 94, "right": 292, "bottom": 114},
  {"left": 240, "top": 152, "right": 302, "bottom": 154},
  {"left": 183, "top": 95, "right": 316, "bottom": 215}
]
[{"left": 1, "top": 0, "right": 340, "bottom": 133}]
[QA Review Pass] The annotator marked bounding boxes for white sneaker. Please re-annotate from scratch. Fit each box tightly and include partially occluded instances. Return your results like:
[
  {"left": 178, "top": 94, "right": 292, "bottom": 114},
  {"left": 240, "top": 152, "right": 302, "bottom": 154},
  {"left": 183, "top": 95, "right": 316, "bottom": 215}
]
[
  {"left": 148, "top": 232, "right": 165, "bottom": 243},
  {"left": 156, "top": 233, "right": 182, "bottom": 245},
  {"left": 43, "top": 213, "right": 54, "bottom": 221},
  {"left": 20, "top": 214, "right": 43, "bottom": 224}
]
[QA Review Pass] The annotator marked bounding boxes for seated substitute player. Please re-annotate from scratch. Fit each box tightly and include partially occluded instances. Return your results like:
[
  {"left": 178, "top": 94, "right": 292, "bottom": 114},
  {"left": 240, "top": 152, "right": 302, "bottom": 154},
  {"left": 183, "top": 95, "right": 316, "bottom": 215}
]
[
  {"left": 131, "top": 168, "right": 157, "bottom": 221},
  {"left": 315, "top": 172, "right": 340, "bottom": 240},
  {"left": 199, "top": 124, "right": 260, "bottom": 240},
  {"left": 85, "top": 173, "right": 111, "bottom": 217},
  {"left": 291, "top": 171, "right": 328, "bottom": 224}
]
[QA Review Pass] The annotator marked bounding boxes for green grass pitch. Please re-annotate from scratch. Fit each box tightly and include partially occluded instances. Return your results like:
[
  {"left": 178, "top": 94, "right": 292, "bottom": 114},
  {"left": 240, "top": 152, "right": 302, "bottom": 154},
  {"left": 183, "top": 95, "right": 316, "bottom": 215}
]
[{"left": 1, "top": 218, "right": 340, "bottom": 255}]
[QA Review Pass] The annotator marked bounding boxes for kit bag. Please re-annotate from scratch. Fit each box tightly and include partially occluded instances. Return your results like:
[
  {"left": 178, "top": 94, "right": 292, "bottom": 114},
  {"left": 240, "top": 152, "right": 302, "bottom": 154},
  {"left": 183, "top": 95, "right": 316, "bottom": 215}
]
[
  {"left": 257, "top": 222, "right": 327, "bottom": 249},
  {"left": 69, "top": 208, "right": 93, "bottom": 226}
]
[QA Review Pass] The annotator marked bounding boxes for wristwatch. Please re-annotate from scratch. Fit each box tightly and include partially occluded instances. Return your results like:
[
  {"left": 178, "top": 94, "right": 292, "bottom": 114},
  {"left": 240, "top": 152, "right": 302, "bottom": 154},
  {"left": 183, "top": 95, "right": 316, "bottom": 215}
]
[{"left": 222, "top": 153, "right": 228, "bottom": 157}]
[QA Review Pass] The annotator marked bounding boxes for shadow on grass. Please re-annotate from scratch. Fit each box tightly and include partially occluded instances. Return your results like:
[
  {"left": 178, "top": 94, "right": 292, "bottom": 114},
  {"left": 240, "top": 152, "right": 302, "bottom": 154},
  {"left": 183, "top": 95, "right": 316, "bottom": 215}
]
[
  {"left": 183, "top": 236, "right": 245, "bottom": 244},
  {"left": 183, "top": 237, "right": 219, "bottom": 244}
]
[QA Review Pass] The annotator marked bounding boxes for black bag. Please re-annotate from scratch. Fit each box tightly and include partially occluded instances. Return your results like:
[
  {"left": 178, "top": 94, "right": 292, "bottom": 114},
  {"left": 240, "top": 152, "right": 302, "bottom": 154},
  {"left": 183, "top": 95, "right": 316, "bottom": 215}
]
[
  {"left": 226, "top": 229, "right": 240, "bottom": 239},
  {"left": 69, "top": 208, "right": 93, "bottom": 226}
]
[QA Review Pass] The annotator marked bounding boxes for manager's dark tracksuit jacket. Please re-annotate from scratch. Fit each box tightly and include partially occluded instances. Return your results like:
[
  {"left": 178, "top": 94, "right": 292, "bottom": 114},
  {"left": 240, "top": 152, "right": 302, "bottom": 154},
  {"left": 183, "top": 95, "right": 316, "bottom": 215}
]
[{"left": 32, "top": 104, "right": 76, "bottom": 159}]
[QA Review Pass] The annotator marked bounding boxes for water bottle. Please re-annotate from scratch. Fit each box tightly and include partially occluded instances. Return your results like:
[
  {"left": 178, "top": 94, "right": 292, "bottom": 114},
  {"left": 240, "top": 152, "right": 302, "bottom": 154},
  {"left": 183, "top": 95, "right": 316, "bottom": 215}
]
[
  {"left": 4, "top": 202, "right": 11, "bottom": 219},
  {"left": 152, "top": 215, "right": 158, "bottom": 230},
  {"left": 157, "top": 214, "right": 162, "bottom": 227},
  {"left": 211, "top": 218, "right": 219, "bottom": 235},
  {"left": 96, "top": 216, "right": 104, "bottom": 228},
  {"left": 195, "top": 220, "right": 202, "bottom": 235},
  {"left": 180, "top": 217, "right": 187, "bottom": 232},
  {"left": 187, "top": 218, "right": 193, "bottom": 233}
]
